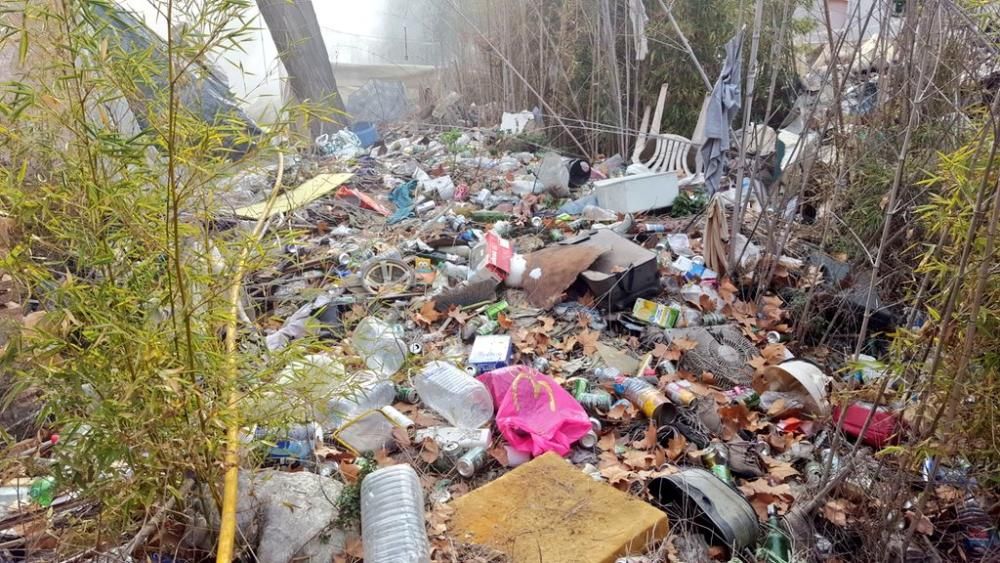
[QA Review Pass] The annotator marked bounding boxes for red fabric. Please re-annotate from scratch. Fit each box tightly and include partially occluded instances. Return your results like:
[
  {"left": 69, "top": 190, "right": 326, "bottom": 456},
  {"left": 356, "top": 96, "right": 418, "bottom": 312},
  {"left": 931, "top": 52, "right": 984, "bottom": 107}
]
[{"left": 478, "top": 366, "right": 592, "bottom": 457}]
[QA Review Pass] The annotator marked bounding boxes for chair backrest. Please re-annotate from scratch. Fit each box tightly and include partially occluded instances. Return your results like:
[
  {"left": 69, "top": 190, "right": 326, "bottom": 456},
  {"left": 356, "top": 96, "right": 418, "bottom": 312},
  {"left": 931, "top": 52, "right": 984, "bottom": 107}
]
[{"left": 647, "top": 133, "right": 697, "bottom": 177}]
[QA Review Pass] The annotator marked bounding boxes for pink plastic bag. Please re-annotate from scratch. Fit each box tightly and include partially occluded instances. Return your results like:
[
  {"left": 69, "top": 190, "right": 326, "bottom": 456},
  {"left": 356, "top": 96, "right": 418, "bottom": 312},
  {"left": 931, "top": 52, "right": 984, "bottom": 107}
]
[{"left": 478, "top": 366, "right": 592, "bottom": 457}]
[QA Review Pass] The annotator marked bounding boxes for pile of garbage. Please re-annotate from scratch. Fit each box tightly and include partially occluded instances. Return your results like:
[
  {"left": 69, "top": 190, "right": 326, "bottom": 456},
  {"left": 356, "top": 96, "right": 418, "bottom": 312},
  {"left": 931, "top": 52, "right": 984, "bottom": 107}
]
[{"left": 2, "top": 119, "right": 998, "bottom": 563}]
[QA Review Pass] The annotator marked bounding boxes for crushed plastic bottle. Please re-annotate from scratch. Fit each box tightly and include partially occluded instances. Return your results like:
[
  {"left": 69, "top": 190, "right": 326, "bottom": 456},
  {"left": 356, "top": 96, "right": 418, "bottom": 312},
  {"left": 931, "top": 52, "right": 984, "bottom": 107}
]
[
  {"left": 352, "top": 317, "right": 407, "bottom": 378},
  {"left": 413, "top": 361, "right": 494, "bottom": 428},
  {"left": 361, "top": 464, "right": 430, "bottom": 563}
]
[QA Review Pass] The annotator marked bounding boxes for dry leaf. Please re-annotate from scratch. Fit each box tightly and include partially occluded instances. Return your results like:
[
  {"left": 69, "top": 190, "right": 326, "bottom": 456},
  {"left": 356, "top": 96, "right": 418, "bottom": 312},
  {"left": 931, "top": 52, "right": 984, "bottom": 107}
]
[
  {"left": 698, "top": 293, "right": 716, "bottom": 312},
  {"left": 718, "top": 278, "right": 738, "bottom": 303},
  {"left": 652, "top": 342, "right": 670, "bottom": 359},
  {"left": 447, "top": 306, "right": 471, "bottom": 325},
  {"left": 765, "top": 459, "right": 799, "bottom": 482},
  {"left": 907, "top": 512, "right": 934, "bottom": 535},
  {"left": 665, "top": 432, "right": 687, "bottom": 461},
  {"left": 340, "top": 463, "right": 361, "bottom": 483},
  {"left": 632, "top": 421, "right": 658, "bottom": 450},
  {"left": 488, "top": 445, "right": 510, "bottom": 467},
  {"left": 577, "top": 329, "right": 600, "bottom": 355},
  {"left": 821, "top": 499, "right": 851, "bottom": 527},
  {"left": 391, "top": 426, "right": 411, "bottom": 448},
  {"left": 345, "top": 537, "right": 365, "bottom": 558},
  {"left": 374, "top": 448, "right": 398, "bottom": 467},
  {"left": 766, "top": 398, "right": 788, "bottom": 417},
  {"left": 598, "top": 431, "right": 617, "bottom": 451},
  {"left": 419, "top": 437, "right": 440, "bottom": 463},
  {"left": 497, "top": 312, "right": 514, "bottom": 330},
  {"left": 623, "top": 449, "right": 655, "bottom": 469},
  {"left": 600, "top": 464, "right": 634, "bottom": 486},
  {"left": 538, "top": 316, "right": 556, "bottom": 332},
  {"left": 671, "top": 337, "right": 699, "bottom": 352},
  {"left": 414, "top": 301, "right": 443, "bottom": 326}
]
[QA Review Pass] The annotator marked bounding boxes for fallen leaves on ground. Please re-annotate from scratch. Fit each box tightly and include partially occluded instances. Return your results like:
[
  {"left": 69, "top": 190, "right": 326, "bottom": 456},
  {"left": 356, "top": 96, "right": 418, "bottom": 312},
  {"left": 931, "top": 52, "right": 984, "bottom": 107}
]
[
  {"left": 419, "top": 437, "right": 440, "bottom": 463},
  {"left": 426, "top": 502, "right": 455, "bottom": 535},
  {"left": 821, "top": 499, "right": 854, "bottom": 527},
  {"left": 414, "top": 301, "right": 443, "bottom": 326},
  {"left": 447, "top": 306, "right": 471, "bottom": 325},
  {"left": 665, "top": 432, "right": 687, "bottom": 461},
  {"left": 632, "top": 421, "right": 658, "bottom": 450},
  {"left": 577, "top": 329, "right": 600, "bottom": 355}
]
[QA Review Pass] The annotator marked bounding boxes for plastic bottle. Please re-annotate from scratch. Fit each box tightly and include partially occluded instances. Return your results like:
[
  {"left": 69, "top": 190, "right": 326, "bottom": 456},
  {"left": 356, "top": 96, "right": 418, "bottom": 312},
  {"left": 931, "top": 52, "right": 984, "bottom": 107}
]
[
  {"left": 361, "top": 464, "right": 430, "bottom": 563},
  {"left": 325, "top": 372, "right": 396, "bottom": 429},
  {"left": 352, "top": 318, "right": 407, "bottom": 378},
  {"left": 957, "top": 493, "right": 1000, "bottom": 559},
  {"left": 413, "top": 361, "right": 494, "bottom": 428},
  {"left": 0, "top": 484, "right": 30, "bottom": 517},
  {"left": 29, "top": 476, "right": 56, "bottom": 508}
]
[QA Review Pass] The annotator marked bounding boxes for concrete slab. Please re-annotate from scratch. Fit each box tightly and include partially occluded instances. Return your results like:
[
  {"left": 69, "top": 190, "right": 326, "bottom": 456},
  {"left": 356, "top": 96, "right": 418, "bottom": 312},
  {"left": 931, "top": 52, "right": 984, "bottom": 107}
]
[{"left": 450, "top": 452, "right": 669, "bottom": 563}]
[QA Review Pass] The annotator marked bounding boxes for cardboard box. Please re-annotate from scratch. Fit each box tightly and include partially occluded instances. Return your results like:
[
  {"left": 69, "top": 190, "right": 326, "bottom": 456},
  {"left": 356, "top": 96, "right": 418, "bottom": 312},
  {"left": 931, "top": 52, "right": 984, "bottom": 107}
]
[
  {"left": 632, "top": 298, "right": 680, "bottom": 328},
  {"left": 564, "top": 230, "right": 659, "bottom": 312},
  {"left": 468, "top": 334, "right": 513, "bottom": 374}
]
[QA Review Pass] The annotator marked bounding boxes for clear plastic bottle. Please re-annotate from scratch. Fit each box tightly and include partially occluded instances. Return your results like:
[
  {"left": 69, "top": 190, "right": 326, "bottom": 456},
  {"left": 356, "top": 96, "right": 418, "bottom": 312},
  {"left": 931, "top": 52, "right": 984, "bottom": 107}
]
[
  {"left": 325, "top": 371, "right": 396, "bottom": 429},
  {"left": 361, "top": 464, "right": 430, "bottom": 563},
  {"left": 413, "top": 361, "right": 494, "bottom": 428},
  {"left": 352, "top": 317, "right": 407, "bottom": 377}
]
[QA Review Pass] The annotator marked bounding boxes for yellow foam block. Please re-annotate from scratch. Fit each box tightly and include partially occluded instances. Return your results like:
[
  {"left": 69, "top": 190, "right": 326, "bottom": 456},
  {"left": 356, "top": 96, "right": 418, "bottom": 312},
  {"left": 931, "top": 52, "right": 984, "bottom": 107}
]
[
  {"left": 232, "top": 173, "right": 353, "bottom": 219},
  {"left": 450, "top": 452, "right": 669, "bottom": 563}
]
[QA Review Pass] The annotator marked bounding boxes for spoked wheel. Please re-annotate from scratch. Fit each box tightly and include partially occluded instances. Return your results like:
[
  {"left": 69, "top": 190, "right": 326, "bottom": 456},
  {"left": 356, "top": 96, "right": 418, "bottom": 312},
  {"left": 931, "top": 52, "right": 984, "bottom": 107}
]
[{"left": 360, "top": 258, "right": 415, "bottom": 295}]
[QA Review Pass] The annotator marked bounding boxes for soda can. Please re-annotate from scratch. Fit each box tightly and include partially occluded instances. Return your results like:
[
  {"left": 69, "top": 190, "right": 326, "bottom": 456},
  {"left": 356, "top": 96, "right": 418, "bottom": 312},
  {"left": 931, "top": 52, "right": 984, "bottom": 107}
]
[
  {"left": 567, "top": 218, "right": 589, "bottom": 231},
  {"left": 577, "top": 391, "right": 613, "bottom": 412},
  {"left": 532, "top": 357, "right": 550, "bottom": 372},
  {"left": 589, "top": 417, "right": 602, "bottom": 433},
  {"left": 571, "top": 378, "right": 589, "bottom": 399},
  {"left": 638, "top": 223, "right": 668, "bottom": 233},
  {"left": 456, "top": 446, "right": 488, "bottom": 477},
  {"left": 432, "top": 441, "right": 462, "bottom": 471},
  {"left": 701, "top": 312, "right": 727, "bottom": 326},
  {"left": 476, "top": 320, "right": 499, "bottom": 335},
  {"left": 578, "top": 430, "right": 598, "bottom": 448},
  {"left": 395, "top": 385, "right": 419, "bottom": 404},
  {"left": 766, "top": 331, "right": 788, "bottom": 344},
  {"left": 381, "top": 405, "right": 415, "bottom": 431},
  {"left": 485, "top": 300, "right": 509, "bottom": 320},
  {"left": 409, "top": 342, "right": 423, "bottom": 355},
  {"left": 549, "top": 229, "right": 565, "bottom": 242},
  {"left": 531, "top": 216, "right": 544, "bottom": 229},
  {"left": 416, "top": 200, "right": 436, "bottom": 213},
  {"left": 665, "top": 381, "right": 697, "bottom": 406}
]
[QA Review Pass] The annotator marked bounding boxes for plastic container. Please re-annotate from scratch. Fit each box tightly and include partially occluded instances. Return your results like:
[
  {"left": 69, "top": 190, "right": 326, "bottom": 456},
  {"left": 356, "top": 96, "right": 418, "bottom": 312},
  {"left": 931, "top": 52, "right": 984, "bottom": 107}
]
[
  {"left": 352, "top": 317, "right": 407, "bottom": 378},
  {"left": 413, "top": 361, "right": 494, "bottom": 428},
  {"left": 350, "top": 122, "right": 378, "bottom": 148},
  {"left": 0, "top": 483, "right": 30, "bottom": 518},
  {"left": 593, "top": 171, "right": 678, "bottom": 213},
  {"left": 361, "top": 465, "right": 430, "bottom": 563}
]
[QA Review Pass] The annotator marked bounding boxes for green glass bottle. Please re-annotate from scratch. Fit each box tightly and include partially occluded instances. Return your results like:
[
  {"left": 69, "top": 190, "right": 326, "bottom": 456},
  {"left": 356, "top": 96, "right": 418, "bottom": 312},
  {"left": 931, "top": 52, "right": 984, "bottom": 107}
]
[
  {"left": 761, "top": 504, "right": 791, "bottom": 563},
  {"left": 701, "top": 446, "right": 734, "bottom": 485}
]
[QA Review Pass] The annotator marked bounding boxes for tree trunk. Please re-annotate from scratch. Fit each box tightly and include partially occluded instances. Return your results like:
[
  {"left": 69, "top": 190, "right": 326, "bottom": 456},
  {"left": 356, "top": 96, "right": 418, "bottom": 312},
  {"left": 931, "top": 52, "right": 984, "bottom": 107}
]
[{"left": 256, "top": 0, "right": 348, "bottom": 137}]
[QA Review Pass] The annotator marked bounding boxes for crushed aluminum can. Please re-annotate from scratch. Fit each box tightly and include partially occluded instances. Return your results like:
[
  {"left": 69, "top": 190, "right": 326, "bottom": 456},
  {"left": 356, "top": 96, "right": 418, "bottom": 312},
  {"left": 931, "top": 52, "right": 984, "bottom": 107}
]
[
  {"left": 577, "top": 391, "right": 613, "bottom": 412},
  {"left": 395, "top": 385, "right": 419, "bottom": 404},
  {"left": 532, "top": 356, "right": 550, "bottom": 372},
  {"left": 578, "top": 430, "right": 598, "bottom": 448},
  {"left": 456, "top": 446, "right": 488, "bottom": 477},
  {"left": 701, "top": 312, "right": 727, "bottom": 326}
]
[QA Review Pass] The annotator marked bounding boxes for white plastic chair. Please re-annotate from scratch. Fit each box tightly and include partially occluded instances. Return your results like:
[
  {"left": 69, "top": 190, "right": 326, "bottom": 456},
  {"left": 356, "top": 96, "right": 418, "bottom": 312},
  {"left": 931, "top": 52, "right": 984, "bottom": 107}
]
[{"left": 631, "top": 83, "right": 704, "bottom": 186}]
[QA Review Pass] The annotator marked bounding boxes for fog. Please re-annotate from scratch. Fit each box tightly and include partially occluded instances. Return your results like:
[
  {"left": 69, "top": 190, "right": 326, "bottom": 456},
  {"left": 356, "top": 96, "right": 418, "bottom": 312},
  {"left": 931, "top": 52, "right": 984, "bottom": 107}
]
[{"left": 120, "top": 0, "right": 452, "bottom": 120}]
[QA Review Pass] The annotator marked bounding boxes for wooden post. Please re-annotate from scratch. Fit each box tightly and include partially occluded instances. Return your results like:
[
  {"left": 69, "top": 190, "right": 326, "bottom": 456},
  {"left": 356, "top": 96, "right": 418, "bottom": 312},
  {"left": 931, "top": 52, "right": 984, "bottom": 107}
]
[{"left": 256, "top": 0, "right": 348, "bottom": 137}]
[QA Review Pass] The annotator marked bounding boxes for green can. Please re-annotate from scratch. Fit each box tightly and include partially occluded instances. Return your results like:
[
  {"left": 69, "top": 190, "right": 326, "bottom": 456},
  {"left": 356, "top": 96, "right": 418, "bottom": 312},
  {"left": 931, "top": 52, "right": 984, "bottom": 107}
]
[
  {"left": 549, "top": 228, "right": 565, "bottom": 242},
  {"left": 476, "top": 320, "right": 500, "bottom": 335},
  {"left": 571, "top": 378, "right": 590, "bottom": 399},
  {"left": 485, "top": 300, "right": 509, "bottom": 320},
  {"left": 395, "top": 385, "right": 419, "bottom": 404}
]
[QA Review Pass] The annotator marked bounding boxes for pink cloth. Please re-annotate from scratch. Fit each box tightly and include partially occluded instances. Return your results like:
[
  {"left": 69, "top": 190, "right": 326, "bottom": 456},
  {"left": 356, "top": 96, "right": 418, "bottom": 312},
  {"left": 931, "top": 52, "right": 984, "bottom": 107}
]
[{"left": 478, "top": 366, "right": 592, "bottom": 457}]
